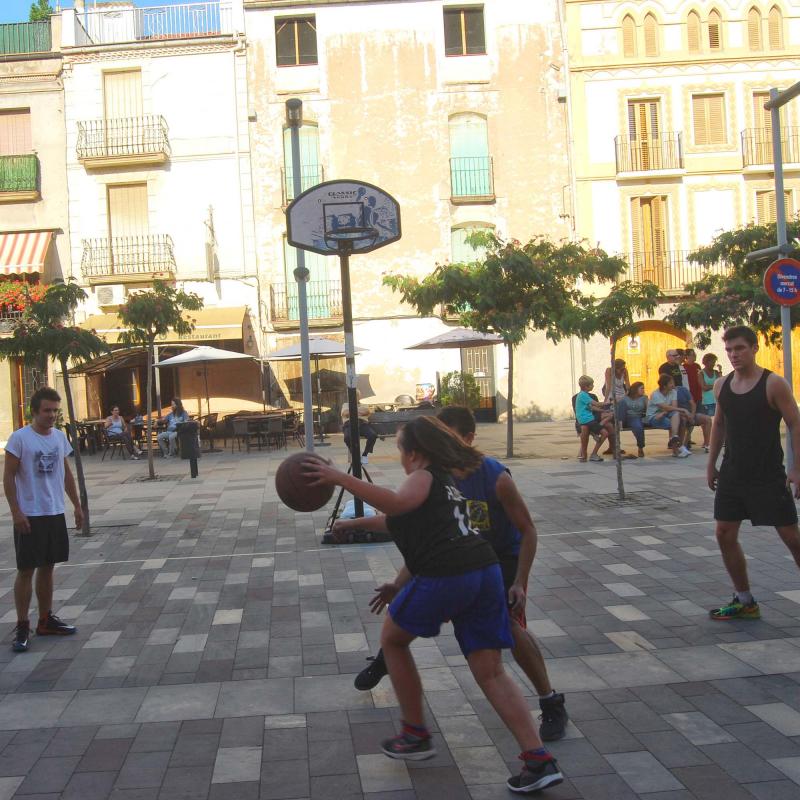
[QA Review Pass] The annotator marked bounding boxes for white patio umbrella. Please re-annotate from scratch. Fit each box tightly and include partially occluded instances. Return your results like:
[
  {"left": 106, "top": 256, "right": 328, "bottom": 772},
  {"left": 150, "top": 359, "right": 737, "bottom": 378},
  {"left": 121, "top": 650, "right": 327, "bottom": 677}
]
[{"left": 154, "top": 346, "right": 256, "bottom": 416}]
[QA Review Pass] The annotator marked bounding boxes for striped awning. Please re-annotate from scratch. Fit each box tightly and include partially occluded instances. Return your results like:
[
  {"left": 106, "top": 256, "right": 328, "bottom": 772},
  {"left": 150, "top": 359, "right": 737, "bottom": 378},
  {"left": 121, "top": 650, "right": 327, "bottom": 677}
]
[{"left": 0, "top": 231, "right": 53, "bottom": 275}]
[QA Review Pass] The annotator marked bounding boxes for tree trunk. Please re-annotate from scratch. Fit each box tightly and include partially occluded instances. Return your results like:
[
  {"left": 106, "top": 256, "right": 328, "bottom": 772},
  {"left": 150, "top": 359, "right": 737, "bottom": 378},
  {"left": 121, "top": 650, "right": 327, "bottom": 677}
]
[
  {"left": 59, "top": 356, "right": 91, "bottom": 536},
  {"left": 146, "top": 343, "right": 156, "bottom": 480},
  {"left": 506, "top": 342, "right": 514, "bottom": 459},
  {"left": 610, "top": 335, "right": 626, "bottom": 501}
]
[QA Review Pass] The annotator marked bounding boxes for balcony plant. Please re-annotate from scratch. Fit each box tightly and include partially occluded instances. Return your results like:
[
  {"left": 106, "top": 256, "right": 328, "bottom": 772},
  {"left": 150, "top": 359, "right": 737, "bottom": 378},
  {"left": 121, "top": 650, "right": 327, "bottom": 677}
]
[{"left": 0, "top": 279, "right": 46, "bottom": 313}]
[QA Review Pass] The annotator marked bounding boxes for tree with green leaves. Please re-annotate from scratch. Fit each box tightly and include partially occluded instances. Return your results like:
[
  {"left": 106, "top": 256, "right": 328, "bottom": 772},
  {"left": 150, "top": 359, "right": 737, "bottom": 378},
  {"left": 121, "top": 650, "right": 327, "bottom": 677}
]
[
  {"left": 666, "top": 219, "right": 800, "bottom": 347},
  {"left": 0, "top": 281, "right": 109, "bottom": 536},
  {"left": 384, "top": 232, "right": 647, "bottom": 459},
  {"left": 29, "top": 0, "right": 52, "bottom": 22},
  {"left": 117, "top": 281, "right": 203, "bottom": 479}
]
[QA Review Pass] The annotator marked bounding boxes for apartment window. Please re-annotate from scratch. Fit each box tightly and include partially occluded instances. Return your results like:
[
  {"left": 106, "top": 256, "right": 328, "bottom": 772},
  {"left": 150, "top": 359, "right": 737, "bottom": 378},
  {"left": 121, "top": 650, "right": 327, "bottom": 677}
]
[
  {"left": 768, "top": 6, "right": 784, "bottom": 49},
  {"left": 449, "top": 113, "right": 493, "bottom": 198},
  {"left": 708, "top": 9, "right": 722, "bottom": 49},
  {"left": 107, "top": 183, "right": 148, "bottom": 239},
  {"left": 282, "top": 123, "right": 321, "bottom": 202},
  {"left": 748, "top": 6, "right": 762, "bottom": 50},
  {"left": 630, "top": 196, "right": 669, "bottom": 285},
  {"left": 451, "top": 225, "right": 491, "bottom": 264},
  {"left": 0, "top": 110, "right": 31, "bottom": 155},
  {"left": 756, "top": 189, "right": 793, "bottom": 223},
  {"left": 692, "top": 93, "right": 726, "bottom": 146},
  {"left": 622, "top": 14, "right": 636, "bottom": 57},
  {"left": 444, "top": 6, "right": 486, "bottom": 56},
  {"left": 687, "top": 10, "right": 701, "bottom": 52},
  {"left": 643, "top": 13, "right": 659, "bottom": 56},
  {"left": 276, "top": 17, "right": 317, "bottom": 66}
]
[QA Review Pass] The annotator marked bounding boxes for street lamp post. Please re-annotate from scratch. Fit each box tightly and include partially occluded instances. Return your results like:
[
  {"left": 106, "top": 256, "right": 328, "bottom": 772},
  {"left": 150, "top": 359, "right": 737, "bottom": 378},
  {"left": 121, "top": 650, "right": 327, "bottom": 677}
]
[{"left": 285, "top": 98, "right": 315, "bottom": 452}]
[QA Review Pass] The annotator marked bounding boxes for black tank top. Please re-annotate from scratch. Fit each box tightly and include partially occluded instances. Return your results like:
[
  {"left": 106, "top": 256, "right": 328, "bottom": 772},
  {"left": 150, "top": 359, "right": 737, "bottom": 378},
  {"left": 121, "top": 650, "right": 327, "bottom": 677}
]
[
  {"left": 386, "top": 466, "right": 498, "bottom": 577},
  {"left": 718, "top": 368, "right": 786, "bottom": 484}
]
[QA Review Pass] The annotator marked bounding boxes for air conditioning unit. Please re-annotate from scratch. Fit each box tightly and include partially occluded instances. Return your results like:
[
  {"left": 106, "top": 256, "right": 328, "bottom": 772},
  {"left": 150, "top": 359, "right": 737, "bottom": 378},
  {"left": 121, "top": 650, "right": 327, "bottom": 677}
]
[{"left": 96, "top": 284, "right": 126, "bottom": 308}]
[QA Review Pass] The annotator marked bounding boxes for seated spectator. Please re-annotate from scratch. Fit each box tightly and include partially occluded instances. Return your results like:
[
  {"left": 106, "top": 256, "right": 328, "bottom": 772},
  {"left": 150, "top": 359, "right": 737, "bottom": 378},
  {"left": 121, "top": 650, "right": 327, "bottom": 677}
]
[
  {"left": 157, "top": 398, "right": 189, "bottom": 458},
  {"left": 104, "top": 405, "right": 141, "bottom": 459},
  {"left": 645, "top": 375, "right": 691, "bottom": 458},
  {"left": 575, "top": 376, "right": 614, "bottom": 463},
  {"left": 619, "top": 382, "right": 647, "bottom": 458},
  {"left": 700, "top": 353, "right": 721, "bottom": 417},
  {"left": 341, "top": 402, "right": 380, "bottom": 465}
]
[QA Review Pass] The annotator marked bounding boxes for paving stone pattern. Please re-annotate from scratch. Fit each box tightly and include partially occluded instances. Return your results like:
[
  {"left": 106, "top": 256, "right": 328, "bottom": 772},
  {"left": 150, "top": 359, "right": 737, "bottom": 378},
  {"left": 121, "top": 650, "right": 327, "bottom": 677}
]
[{"left": 0, "top": 422, "right": 799, "bottom": 798}]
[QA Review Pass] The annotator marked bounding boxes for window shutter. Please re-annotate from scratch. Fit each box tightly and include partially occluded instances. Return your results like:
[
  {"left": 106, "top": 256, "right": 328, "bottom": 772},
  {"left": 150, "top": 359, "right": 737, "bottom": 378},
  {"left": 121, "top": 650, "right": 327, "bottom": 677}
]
[
  {"left": 708, "top": 10, "right": 722, "bottom": 49},
  {"left": 103, "top": 70, "right": 143, "bottom": 122},
  {"left": 692, "top": 96, "right": 708, "bottom": 145},
  {"left": 0, "top": 110, "right": 32, "bottom": 155},
  {"left": 756, "top": 190, "right": 769, "bottom": 223},
  {"left": 785, "top": 190, "right": 794, "bottom": 219},
  {"left": 768, "top": 6, "right": 784, "bottom": 49},
  {"left": 748, "top": 7, "right": 762, "bottom": 50},
  {"left": 753, "top": 91, "right": 770, "bottom": 133},
  {"left": 708, "top": 95, "right": 725, "bottom": 144},
  {"left": 644, "top": 14, "right": 658, "bottom": 56},
  {"left": 622, "top": 15, "right": 636, "bottom": 57},
  {"left": 630, "top": 198, "right": 643, "bottom": 271},
  {"left": 687, "top": 11, "right": 701, "bottom": 52},
  {"left": 652, "top": 196, "right": 667, "bottom": 259},
  {"left": 108, "top": 183, "right": 149, "bottom": 239}
]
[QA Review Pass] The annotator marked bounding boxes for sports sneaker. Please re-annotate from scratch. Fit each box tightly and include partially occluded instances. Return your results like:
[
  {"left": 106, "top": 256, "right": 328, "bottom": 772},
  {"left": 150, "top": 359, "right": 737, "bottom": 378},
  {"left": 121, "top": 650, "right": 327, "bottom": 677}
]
[
  {"left": 361, "top": 455, "right": 369, "bottom": 465},
  {"left": 589, "top": 454, "right": 603, "bottom": 462},
  {"left": 354, "top": 650, "right": 388, "bottom": 691},
  {"left": 539, "top": 693, "right": 568, "bottom": 741},
  {"left": 674, "top": 446, "right": 690, "bottom": 458},
  {"left": 381, "top": 732, "right": 436, "bottom": 761},
  {"left": 710, "top": 596, "right": 761, "bottom": 621},
  {"left": 36, "top": 612, "right": 77, "bottom": 636},
  {"left": 507, "top": 752, "right": 563, "bottom": 793},
  {"left": 12, "top": 621, "right": 29, "bottom": 653}
]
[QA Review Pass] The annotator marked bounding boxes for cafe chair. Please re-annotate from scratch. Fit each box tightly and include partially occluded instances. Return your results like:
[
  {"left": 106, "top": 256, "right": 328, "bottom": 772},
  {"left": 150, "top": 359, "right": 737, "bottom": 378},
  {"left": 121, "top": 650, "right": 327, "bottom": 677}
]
[
  {"left": 99, "top": 429, "right": 128, "bottom": 462},
  {"left": 199, "top": 413, "right": 219, "bottom": 452},
  {"left": 264, "top": 416, "right": 287, "bottom": 450}
]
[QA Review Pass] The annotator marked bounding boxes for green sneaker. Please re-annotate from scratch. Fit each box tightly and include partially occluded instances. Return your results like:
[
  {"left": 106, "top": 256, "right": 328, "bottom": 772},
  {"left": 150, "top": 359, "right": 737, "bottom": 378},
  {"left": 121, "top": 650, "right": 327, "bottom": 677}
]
[{"left": 709, "top": 596, "right": 761, "bottom": 621}]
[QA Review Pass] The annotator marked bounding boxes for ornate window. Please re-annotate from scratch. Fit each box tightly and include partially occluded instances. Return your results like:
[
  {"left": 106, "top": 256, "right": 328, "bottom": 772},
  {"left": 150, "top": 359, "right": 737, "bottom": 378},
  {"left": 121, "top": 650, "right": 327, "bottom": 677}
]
[
  {"left": 708, "top": 9, "right": 722, "bottom": 49},
  {"left": 692, "top": 93, "right": 727, "bottom": 146},
  {"left": 687, "top": 10, "right": 702, "bottom": 52},
  {"left": 748, "top": 7, "right": 763, "bottom": 50},
  {"left": 643, "top": 13, "right": 659, "bottom": 56},
  {"left": 622, "top": 14, "right": 637, "bottom": 57},
  {"left": 768, "top": 6, "right": 784, "bottom": 49}
]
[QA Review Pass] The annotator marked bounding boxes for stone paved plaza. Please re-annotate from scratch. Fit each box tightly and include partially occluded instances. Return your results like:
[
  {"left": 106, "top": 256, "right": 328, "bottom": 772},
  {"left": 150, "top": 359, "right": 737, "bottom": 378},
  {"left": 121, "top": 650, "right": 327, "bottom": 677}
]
[{"left": 1, "top": 422, "right": 800, "bottom": 799}]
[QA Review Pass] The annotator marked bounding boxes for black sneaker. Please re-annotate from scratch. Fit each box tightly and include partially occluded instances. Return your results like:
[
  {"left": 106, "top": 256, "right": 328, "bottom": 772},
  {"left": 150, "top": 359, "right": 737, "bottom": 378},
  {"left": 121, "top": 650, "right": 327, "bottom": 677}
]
[
  {"left": 354, "top": 649, "right": 388, "bottom": 691},
  {"left": 36, "top": 612, "right": 76, "bottom": 636},
  {"left": 539, "top": 693, "right": 568, "bottom": 741},
  {"left": 12, "top": 622, "right": 29, "bottom": 653},
  {"left": 381, "top": 732, "right": 436, "bottom": 761},
  {"left": 507, "top": 753, "right": 563, "bottom": 794}
]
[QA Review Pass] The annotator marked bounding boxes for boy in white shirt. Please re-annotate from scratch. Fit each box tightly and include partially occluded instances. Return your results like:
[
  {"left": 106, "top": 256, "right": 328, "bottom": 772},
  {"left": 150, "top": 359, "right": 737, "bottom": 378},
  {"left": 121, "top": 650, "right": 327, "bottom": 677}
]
[{"left": 3, "top": 387, "right": 83, "bottom": 652}]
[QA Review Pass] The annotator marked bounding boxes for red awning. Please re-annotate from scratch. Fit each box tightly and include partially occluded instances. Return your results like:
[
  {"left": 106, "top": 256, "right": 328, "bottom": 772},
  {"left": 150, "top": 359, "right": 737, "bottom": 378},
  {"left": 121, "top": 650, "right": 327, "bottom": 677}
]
[{"left": 0, "top": 231, "right": 53, "bottom": 275}]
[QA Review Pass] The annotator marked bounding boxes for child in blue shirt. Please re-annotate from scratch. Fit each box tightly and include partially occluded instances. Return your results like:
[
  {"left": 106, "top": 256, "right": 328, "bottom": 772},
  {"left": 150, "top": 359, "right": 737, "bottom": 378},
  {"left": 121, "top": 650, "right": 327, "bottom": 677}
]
[{"left": 575, "top": 376, "right": 613, "bottom": 462}]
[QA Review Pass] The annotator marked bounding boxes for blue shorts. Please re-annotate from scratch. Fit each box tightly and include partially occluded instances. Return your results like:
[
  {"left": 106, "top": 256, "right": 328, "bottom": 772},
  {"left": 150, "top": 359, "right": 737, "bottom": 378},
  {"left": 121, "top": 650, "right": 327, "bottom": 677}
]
[
  {"left": 676, "top": 386, "right": 692, "bottom": 408},
  {"left": 698, "top": 403, "right": 716, "bottom": 417},
  {"left": 388, "top": 564, "right": 513, "bottom": 657},
  {"left": 647, "top": 412, "right": 675, "bottom": 430}
]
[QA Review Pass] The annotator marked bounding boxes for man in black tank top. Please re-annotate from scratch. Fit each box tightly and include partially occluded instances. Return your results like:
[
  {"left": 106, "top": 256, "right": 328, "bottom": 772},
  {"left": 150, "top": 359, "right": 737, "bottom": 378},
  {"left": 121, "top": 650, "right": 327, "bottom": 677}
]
[{"left": 707, "top": 326, "right": 800, "bottom": 620}]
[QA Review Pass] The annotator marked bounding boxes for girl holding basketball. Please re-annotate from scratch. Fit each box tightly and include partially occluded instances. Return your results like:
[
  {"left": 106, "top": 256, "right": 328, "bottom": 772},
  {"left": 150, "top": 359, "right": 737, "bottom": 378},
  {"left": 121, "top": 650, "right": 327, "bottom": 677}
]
[{"left": 302, "top": 416, "right": 562, "bottom": 794}]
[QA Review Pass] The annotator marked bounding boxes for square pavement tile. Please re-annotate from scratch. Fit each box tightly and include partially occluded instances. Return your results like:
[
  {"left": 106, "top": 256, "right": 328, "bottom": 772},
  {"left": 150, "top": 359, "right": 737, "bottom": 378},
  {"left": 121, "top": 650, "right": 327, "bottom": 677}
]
[
  {"left": 294, "top": 674, "right": 375, "bottom": 712},
  {"left": 663, "top": 712, "right": 737, "bottom": 745},
  {"left": 719, "top": 640, "right": 800, "bottom": 674},
  {"left": 83, "top": 630, "right": 122, "bottom": 649},
  {"left": 213, "top": 609, "right": 243, "bottom": 626},
  {"left": 0, "top": 690, "right": 74, "bottom": 730},
  {"left": 655, "top": 646, "right": 760, "bottom": 682},
  {"left": 604, "top": 605, "right": 650, "bottom": 622},
  {"left": 212, "top": 746, "right": 261, "bottom": 784},
  {"left": 0, "top": 776, "right": 24, "bottom": 800},
  {"left": 215, "top": 678, "right": 294, "bottom": 717},
  {"left": 59, "top": 687, "right": 148, "bottom": 726},
  {"left": 173, "top": 634, "right": 208, "bottom": 654},
  {"left": 451, "top": 746, "right": 510, "bottom": 785},
  {"left": 606, "top": 751, "right": 684, "bottom": 793},
  {"left": 437, "top": 715, "right": 493, "bottom": 748},
  {"left": 581, "top": 652, "right": 683, "bottom": 688},
  {"left": 136, "top": 682, "right": 221, "bottom": 723},
  {"left": 356, "top": 753, "right": 412, "bottom": 793},
  {"left": 746, "top": 703, "right": 800, "bottom": 736},
  {"left": 769, "top": 756, "right": 800, "bottom": 785},
  {"left": 605, "top": 631, "right": 656, "bottom": 652}
]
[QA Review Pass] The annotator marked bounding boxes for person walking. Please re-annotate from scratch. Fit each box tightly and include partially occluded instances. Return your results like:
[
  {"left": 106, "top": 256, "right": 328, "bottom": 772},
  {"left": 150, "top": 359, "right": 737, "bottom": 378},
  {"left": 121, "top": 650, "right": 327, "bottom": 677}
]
[
  {"left": 303, "top": 417, "right": 563, "bottom": 793},
  {"left": 707, "top": 326, "right": 800, "bottom": 620},
  {"left": 4, "top": 387, "right": 83, "bottom": 653},
  {"left": 351, "top": 406, "right": 569, "bottom": 742}
]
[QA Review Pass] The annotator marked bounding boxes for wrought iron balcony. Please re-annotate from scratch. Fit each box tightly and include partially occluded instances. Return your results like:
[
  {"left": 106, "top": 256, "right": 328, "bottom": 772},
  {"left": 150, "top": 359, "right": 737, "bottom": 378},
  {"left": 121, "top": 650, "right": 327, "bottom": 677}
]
[
  {"left": 270, "top": 280, "right": 343, "bottom": 325},
  {"left": 81, "top": 235, "right": 176, "bottom": 282},
  {"left": 623, "top": 250, "right": 729, "bottom": 293},
  {"left": 0, "top": 155, "right": 39, "bottom": 201},
  {"left": 450, "top": 156, "right": 494, "bottom": 201},
  {"left": 615, "top": 133, "right": 683, "bottom": 173},
  {"left": 77, "top": 115, "right": 170, "bottom": 167},
  {"left": 741, "top": 127, "right": 800, "bottom": 167},
  {"left": 0, "top": 21, "right": 51, "bottom": 55},
  {"left": 281, "top": 165, "right": 325, "bottom": 205},
  {"left": 74, "top": 1, "right": 232, "bottom": 46},
  {"left": 0, "top": 310, "right": 23, "bottom": 334}
]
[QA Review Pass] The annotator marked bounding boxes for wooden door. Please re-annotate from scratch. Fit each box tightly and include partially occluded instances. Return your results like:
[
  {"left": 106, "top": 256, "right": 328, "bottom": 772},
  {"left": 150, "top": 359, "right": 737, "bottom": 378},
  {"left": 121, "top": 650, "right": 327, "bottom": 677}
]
[
  {"left": 615, "top": 325, "right": 686, "bottom": 394},
  {"left": 103, "top": 70, "right": 143, "bottom": 152},
  {"left": 0, "top": 110, "right": 31, "bottom": 155},
  {"left": 631, "top": 196, "right": 668, "bottom": 285},
  {"left": 628, "top": 100, "right": 659, "bottom": 170},
  {"left": 108, "top": 183, "right": 148, "bottom": 239}
]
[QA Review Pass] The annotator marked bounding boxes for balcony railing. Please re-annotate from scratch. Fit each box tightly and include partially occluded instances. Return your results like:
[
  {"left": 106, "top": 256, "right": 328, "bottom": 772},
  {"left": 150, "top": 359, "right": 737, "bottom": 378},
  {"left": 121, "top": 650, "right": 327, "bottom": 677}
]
[
  {"left": 270, "top": 280, "right": 343, "bottom": 324},
  {"left": 81, "top": 235, "right": 176, "bottom": 280},
  {"left": 742, "top": 127, "right": 800, "bottom": 167},
  {"left": 0, "top": 310, "right": 23, "bottom": 334},
  {"left": 0, "top": 155, "right": 39, "bottom": 195},
  {"left": 75, "top": 1, "right": 232, "bottom": 46},
  {"left": 615, "top": 133, "right": 684, "bottom": 173},
  {"left": 77, "top": 115, "right": 170, "bottom": 164},
  {"left": 624, "top": 250, "right": 729, "bottom": 293},
  {"left": 0, "top": 21, "right": 51, "bottom": 55},
  {"left": 282, "top": 164, "right": 325, "bottom": 205},
  {"left": 450, "top": 156, "right": 494, "bottom": 200}
]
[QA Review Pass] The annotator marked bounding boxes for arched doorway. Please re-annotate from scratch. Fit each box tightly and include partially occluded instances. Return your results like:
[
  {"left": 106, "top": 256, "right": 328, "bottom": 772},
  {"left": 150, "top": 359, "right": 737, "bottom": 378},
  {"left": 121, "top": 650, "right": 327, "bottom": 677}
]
[
  {"left": 614, "top": 321, "right": 689, "bottom": 393},
  {"left": 757, "top": 330, "right": 800, "bottom": 396}
]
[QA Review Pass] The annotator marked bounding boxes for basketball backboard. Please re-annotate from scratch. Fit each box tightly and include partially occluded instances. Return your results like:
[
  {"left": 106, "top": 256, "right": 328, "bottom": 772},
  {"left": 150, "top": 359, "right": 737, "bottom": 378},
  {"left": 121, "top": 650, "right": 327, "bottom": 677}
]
[{"left": 287, "top": 180, "right": 401, "bottom": 256}]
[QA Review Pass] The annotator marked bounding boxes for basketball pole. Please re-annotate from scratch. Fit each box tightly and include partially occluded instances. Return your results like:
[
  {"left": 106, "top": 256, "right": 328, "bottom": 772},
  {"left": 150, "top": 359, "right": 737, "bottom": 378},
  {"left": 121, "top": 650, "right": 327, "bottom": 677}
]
[
  {"left": 338, "top": 242, "right": 365, "bottom": 518},
  {"left": 286, "top": 99, "right": 316, "bottom": 453}
]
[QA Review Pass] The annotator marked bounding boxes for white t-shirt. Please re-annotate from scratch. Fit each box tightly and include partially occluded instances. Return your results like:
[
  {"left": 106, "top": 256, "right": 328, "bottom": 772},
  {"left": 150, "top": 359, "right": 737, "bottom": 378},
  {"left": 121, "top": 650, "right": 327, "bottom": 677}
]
[{"left": 5, "top": 425, "right": 72, "bottom": 516}]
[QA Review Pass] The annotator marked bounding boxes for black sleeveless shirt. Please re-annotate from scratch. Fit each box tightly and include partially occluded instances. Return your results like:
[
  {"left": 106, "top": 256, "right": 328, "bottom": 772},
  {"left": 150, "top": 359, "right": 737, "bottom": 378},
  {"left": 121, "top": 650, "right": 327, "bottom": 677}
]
[
  {"left": 718, "top": 368, "right": 786, "bottom": 485},
  {"left": 385, "top": 466, "right": 498, "bottom": 577}
]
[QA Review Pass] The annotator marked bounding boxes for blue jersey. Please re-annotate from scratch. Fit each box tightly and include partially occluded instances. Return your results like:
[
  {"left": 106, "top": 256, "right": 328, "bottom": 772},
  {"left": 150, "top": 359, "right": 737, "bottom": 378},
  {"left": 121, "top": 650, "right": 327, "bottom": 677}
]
[{"left": 455, "top": 456, "right": 521, "bottom": 559}]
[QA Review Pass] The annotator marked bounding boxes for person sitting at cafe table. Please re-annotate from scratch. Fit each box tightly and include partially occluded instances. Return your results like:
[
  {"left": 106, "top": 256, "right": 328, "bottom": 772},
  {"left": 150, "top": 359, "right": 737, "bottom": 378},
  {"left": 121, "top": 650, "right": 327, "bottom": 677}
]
[
  {"left": 341, "top": 394, "right": 380, "bottom": 465},
  {"left": 105, "top": 405, "right": 142, "bottom": 460},
  {"left": 157, "top": 398, "right": 189, "bottom": 458}
]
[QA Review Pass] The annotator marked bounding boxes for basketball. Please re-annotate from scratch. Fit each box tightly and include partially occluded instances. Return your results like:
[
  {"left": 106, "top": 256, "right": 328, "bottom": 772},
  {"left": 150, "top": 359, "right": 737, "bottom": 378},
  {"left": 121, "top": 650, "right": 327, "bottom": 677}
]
[{"left": 275, "top": 453, "right": 334, "bottom": 512}]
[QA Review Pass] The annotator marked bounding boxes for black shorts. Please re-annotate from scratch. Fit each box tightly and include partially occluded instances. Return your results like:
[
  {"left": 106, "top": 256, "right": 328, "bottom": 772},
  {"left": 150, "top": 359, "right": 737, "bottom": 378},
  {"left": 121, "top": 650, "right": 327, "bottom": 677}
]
[
  {"left": 582, "top": 420, "right": 604, "bottom": 435},
  {"left": 714, "top": 479, "right": 798, "bottom": 528},
  {"left": 14, "top": 514, "right": 69, "bottom": 571}
]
